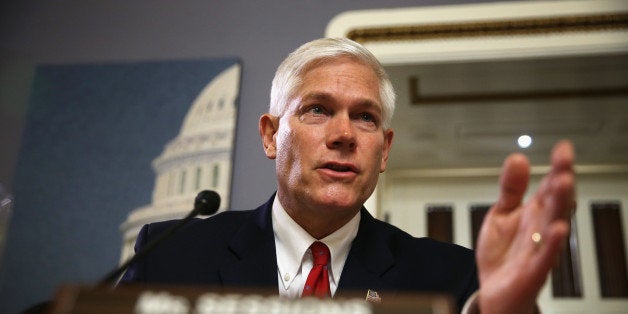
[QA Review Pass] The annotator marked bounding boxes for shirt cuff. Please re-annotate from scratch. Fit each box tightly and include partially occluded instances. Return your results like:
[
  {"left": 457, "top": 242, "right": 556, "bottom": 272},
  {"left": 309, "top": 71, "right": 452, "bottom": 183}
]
[
  {"left": 460, "top": 290, "right": 541, "bottom": 314},
  {"left": 461, "top": 291, "right": 480, "bottom": 314}
]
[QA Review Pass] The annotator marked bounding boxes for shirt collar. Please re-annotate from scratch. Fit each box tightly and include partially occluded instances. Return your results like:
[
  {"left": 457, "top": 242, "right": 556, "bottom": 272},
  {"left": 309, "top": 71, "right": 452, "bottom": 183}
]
[{"left": 272, "top": 194, "right": 360, "bottom": 291}]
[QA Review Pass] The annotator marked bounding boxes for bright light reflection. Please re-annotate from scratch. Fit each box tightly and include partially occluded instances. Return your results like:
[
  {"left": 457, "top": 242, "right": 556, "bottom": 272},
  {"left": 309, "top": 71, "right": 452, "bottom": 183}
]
[{"left": 517, "top": 135, "right": 533, "bottom": 149}]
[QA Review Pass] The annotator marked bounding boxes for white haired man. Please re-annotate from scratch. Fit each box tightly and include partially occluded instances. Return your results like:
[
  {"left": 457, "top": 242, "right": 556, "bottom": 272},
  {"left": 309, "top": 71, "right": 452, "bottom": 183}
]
[{"left": 122, "top": 38, "right": 576, "bottom": 314}]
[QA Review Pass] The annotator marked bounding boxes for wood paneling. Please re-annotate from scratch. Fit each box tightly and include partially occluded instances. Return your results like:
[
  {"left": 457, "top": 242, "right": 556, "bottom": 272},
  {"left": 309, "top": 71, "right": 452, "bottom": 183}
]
[
  {"left": 470, "top": 204, "right": 491, "bottom": 250},
  {"left": 427, "top": 205, "right": 453, "bottom": 243},
  {"left": 592, "top": 201, "right": 628, "bottom": 297},
  {"left": 551, "top": 217, "right": 583, "bottom": 297}
]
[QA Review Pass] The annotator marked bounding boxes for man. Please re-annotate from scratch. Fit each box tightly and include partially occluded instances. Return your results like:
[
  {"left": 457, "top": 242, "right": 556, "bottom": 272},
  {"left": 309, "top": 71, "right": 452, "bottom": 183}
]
[{"left": 121, "top": 38, "right": 575, "bottom": 313}]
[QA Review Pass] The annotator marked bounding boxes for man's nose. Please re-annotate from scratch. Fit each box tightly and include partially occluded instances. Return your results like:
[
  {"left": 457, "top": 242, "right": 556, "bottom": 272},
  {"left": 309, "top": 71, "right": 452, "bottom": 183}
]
[{"left": 326, "top": 115, "right": 356, "bottom": 150}]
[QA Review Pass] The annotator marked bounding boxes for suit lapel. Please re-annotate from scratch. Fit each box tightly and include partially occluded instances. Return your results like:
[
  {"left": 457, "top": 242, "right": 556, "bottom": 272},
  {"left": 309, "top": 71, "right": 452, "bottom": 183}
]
[
  {"left": 217, "top": 200, "right": 398, "bottom": 295},
  {"left": 336, "top": 208, "right": 396, "bottom": 297},
  {"left": 219, "top": 198, "right": 278, "bottom": 288}
]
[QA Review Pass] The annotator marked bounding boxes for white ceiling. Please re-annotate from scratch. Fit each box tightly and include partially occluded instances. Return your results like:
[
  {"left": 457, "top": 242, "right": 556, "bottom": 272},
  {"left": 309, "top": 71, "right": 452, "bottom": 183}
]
[{"left": 385, "top": 53, "right": 628, "bottom": 170}]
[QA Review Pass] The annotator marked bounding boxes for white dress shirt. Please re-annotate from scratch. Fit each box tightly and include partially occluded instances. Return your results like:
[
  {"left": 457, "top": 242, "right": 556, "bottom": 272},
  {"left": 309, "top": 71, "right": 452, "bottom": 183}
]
[{"left": 272, "top": 195, "right": 360, "bottom": 298}]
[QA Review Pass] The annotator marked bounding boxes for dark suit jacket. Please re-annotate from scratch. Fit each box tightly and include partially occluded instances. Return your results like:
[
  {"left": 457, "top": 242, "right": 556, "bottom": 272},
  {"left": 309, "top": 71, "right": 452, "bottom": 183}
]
[{"left": 120, "top": 195, "right": 478, "bottom": 310}]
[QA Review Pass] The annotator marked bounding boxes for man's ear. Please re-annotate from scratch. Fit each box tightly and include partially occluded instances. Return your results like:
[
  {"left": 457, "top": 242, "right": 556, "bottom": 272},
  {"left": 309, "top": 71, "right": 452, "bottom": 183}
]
[
  {"left": 259, "top": 113, "right": 279, "bottom": 159},
  {"left": 379, "top": 128, "right": 394, "bottom": 173}
]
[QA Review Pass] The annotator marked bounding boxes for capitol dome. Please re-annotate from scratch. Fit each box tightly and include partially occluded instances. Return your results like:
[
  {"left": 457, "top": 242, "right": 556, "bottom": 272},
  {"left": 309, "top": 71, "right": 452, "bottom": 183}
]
[{"left": 119, "top": 63, "right": 241, "bottom": 262}]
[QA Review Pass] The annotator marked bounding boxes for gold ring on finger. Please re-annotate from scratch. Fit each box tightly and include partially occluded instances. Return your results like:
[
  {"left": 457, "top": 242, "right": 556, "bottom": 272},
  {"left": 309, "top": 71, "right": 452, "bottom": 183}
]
[{"left": 532, "top": 232, "right": 542, "bottom": 248}]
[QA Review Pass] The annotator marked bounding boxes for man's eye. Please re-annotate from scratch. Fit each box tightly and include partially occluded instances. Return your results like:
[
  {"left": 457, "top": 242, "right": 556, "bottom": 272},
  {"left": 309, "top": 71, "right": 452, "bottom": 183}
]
[
  {"left": 299, "top": 105, "right": 328, "bottom": 123},
  {"left": 310, "top": 105, "right": 324, "bottom": 115},
  {"left": 359, "top": 112, "right": 374, "bottom": 122}
]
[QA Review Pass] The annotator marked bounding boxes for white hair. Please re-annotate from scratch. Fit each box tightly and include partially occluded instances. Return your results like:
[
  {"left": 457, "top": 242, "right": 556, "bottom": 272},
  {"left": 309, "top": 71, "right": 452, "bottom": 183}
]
[{"left": 269, "top": 38, "right": 396, "bottom": 129}]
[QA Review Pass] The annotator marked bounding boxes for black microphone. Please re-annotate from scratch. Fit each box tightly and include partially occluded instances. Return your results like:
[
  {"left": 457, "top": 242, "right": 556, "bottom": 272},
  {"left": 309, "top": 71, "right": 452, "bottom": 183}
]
[
  {"left": 99, "top": 190, "right": 221, "bottom": 286},
  {"left": 194, "top": 189, "right": 221, "bottom": 216}
]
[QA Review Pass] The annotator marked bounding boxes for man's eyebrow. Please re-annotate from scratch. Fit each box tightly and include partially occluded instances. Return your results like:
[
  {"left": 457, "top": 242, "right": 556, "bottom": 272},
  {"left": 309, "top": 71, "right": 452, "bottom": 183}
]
[
  {"left": 300, "top": 92, "right": 333, "bottom": 103},
  {"left": 300, "top": 92, "right": 381, "bottom": 111}
]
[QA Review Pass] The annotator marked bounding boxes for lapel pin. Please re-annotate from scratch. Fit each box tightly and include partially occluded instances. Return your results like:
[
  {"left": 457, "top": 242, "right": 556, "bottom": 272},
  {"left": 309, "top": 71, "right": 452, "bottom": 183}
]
[{"left": 365, "top": 289, "right": 381, "bottom": 303}]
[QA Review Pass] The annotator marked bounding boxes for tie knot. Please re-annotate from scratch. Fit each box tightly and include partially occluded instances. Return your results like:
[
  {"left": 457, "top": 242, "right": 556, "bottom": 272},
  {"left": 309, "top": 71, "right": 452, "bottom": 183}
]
[{"left": 310, "top": 241, "right": 330, "bottom": 266}]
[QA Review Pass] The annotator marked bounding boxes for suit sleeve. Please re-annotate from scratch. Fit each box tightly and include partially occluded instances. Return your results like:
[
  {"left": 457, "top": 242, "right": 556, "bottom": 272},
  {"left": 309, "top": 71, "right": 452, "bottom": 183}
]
[
  {"left": 117, "top": 224, "right": 150, "bottom": 284},
  {"left": 458, "top": 260, "right": 480, "bottom": 311}
]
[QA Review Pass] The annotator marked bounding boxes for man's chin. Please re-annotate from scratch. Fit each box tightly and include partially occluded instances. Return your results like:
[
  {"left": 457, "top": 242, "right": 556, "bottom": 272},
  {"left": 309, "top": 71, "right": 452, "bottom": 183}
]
[{"left": 314, "top": 191, "right": 365, "bottom": 212}]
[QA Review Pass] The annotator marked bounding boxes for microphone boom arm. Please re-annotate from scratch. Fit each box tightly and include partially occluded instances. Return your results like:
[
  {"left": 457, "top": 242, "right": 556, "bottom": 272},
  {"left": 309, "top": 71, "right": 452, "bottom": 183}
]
[{"left": 99, "top": 190, "right": 220, "bottom": 286}]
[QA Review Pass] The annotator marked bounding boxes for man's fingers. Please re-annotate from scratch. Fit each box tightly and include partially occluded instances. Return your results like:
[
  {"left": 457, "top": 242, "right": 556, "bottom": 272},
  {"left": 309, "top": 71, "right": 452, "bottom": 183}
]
[
  {"left": 544, "top": 172, "right": 576, "bottom": 221},
  {"left": 495, "top": 153, "right": 530, "bottom": 213},
  {"left": 546, "top": 141, "right": 576, "bottom": 221},
  {"left": 551, "top": 140, "right": 575, "bottom": 172}
]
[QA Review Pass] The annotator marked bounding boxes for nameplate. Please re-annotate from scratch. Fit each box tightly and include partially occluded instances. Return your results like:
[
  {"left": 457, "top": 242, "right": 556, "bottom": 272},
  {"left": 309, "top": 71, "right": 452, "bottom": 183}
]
[
  {"left": 50, "top": 284, "right": 454, "bottom": 314},
  {"left": 135, "top": 291, "right": 370, "bottom": 313}
]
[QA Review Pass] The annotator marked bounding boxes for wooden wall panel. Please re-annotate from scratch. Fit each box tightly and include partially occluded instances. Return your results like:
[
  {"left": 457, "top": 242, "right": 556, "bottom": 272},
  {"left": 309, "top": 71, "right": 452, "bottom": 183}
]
[
  {"left": 551, "top": 217, "right": 583, "bottom": 297},
  {"left": 427, "top": 205, "right": 453, "bottom": 243},
  {"left": 592, "top": 201, "right": 628, "bottom": 297}
]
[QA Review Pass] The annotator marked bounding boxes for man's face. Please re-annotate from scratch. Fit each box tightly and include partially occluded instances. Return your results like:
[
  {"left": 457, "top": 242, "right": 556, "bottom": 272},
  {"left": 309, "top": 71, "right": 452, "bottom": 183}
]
[{"left": 262, "top": 57, "right": 394, "bottom": 219}]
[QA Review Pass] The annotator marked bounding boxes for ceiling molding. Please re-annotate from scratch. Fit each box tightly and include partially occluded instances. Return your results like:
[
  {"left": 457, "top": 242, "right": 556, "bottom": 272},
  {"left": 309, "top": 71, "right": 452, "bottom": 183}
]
[
  {"left": 327, "top": 0, "right": 628, "bottom": 64},
  {"left": 347, "top": 13, "right": 628, "bottom": 44}
]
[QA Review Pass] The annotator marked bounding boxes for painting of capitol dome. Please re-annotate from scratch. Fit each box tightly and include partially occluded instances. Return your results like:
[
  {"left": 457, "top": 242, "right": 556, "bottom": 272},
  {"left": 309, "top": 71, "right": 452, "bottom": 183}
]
[{"left": 119, "top": 63, "right": 241, "bottom": 262}]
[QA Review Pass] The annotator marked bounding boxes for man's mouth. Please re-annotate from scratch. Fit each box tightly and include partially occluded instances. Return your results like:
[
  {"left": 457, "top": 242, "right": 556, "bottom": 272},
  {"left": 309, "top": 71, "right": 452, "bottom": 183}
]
[{"left": 322, "top": 163, "right": 357, "bottom": 173}]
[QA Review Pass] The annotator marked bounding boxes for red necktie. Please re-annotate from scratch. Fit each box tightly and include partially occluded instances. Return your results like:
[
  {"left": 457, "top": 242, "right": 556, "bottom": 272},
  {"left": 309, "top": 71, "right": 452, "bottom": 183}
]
[{"left": 302, "top": 241, "right": 331, "bottom": 298}]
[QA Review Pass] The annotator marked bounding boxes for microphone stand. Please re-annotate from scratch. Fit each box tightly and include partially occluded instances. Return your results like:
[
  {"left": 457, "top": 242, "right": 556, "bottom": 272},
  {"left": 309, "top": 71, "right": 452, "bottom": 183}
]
[
  {"left": 99, "top": 190, "right": 220, "bottom": 287},
  {"left": 99, "top": 208, "right": 199, "bottom": 286}
]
